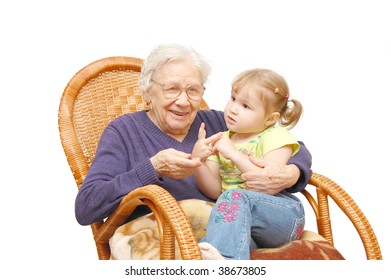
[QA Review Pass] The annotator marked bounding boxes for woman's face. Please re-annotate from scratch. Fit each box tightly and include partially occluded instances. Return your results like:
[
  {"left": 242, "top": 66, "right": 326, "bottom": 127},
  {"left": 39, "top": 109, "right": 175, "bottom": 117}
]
[{"left": 145, "top": 60, "right": 203, "bottom": 141}]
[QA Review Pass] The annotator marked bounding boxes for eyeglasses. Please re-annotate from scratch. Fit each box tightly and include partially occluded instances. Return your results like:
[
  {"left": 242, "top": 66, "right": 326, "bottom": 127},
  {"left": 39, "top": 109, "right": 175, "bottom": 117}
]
[{"left": 151, "top": 79, "right": 205, "bottom": 101}]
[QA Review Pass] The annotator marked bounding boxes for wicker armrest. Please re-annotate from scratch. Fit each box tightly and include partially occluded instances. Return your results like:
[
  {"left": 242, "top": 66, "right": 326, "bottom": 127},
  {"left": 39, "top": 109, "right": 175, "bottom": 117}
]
[
  {"left": 307, "top": 173, "right": 382, "bottom": 260},
  {"left": 94, "top": 184, "right": 202, "bottom": 260}
]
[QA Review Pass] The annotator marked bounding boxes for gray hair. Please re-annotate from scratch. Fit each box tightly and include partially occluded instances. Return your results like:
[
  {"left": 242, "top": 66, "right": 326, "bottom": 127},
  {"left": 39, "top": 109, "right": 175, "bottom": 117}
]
[{"left": 139, "top": 44, "right": 211, "bottom": 92}]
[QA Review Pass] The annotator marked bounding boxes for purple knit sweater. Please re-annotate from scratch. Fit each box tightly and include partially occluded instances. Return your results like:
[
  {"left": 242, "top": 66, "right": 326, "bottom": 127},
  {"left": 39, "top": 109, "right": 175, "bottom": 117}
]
[{"left": 75, "top": 110, "right": 312, "bottom": 225}]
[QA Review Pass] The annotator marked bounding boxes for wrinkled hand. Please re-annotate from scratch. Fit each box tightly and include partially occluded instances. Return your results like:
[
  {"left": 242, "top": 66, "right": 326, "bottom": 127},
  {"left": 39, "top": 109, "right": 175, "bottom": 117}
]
[
  {"left": 151, "top": 148, "right": 201, "bottom": 179},
  {"left": 191, "top": 123, "right": 222, "bottom": 161},
  {"left": 241, "top": 156, "right": 300, "bottom": 195}
]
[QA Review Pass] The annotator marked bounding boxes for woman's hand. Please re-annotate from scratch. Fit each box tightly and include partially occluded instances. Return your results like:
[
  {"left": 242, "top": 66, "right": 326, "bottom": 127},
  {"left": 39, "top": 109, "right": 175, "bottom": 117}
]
[
  {"left": 150, "top": 148, "right": 202, "bottom": 179},
  {"left": 241, "top": 156, "right": 300, "bottom": 195},
  {"left": 152, "top": 124, "right": 222, "bottom": 180}
]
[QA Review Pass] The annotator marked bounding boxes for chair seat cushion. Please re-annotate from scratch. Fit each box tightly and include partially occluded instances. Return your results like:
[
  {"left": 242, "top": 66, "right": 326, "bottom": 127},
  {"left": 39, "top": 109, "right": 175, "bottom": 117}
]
[
  {"left": 110, "top": 199, "right": 344, "bottom": 260},
  {"left": 250, "top": 239, "right": 344, "bottom": 260}
]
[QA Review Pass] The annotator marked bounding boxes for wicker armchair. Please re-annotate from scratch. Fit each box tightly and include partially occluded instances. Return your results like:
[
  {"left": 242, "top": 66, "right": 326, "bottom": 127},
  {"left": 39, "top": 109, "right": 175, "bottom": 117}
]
[{"left": 58, "top": 56, "right": 382, "bottom": 260}]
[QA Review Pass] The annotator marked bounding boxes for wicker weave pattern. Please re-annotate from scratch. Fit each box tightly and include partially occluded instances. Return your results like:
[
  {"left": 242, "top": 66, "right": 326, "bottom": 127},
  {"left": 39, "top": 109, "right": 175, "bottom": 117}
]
[
  {"left": 59, "top": 56, "right": 382, "bottom": 260},
  {"left": 73, "top": 70, "right": 142, "bottom": 165}
]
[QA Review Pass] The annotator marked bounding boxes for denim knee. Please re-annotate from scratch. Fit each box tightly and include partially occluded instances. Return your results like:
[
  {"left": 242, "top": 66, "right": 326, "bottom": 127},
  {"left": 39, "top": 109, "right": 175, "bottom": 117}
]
[{"left": 213, "top": 189, "right": 250, "bottom": 223}]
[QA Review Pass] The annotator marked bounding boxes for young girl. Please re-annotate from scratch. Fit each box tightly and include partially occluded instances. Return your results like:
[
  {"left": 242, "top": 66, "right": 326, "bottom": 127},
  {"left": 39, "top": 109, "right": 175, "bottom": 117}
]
[{"left": 192, "top": 68, "right": 305, "bottom": 260}]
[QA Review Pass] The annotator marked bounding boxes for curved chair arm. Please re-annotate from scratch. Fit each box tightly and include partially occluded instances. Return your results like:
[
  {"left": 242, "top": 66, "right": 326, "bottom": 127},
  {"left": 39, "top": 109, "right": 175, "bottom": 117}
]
[
  {"left": 94, "top": 184, "right": 202, "bottom": 260},
  {"left": 308, "top": 173, "right": 382, "bottom": 260}
]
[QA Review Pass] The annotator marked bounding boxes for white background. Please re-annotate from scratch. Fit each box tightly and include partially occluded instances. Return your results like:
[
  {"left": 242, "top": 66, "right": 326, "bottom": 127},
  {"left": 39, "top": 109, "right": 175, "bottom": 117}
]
[{"left": 1, "top": 0, "right": 389, "bottom": 278}]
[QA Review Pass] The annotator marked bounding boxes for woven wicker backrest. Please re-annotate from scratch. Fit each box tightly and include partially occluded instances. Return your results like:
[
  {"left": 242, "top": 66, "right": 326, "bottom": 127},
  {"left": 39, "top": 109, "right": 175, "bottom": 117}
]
[
  {"left": 72, "top": 64, "right": 143, "bottom": 166},
  {"left": 59, "top": 56, "right": 209, "bottom": 188}
]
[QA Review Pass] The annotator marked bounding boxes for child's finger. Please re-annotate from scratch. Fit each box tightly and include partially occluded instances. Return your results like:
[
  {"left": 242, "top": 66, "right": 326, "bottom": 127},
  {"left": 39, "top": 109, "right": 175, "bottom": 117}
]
[{"left": 198, "top": 122, "right": 206, "bottom": 140}]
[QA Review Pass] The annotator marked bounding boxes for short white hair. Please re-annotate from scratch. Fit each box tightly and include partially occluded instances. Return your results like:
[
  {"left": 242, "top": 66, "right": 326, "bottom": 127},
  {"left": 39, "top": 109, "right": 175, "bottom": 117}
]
[{"left": 139, "top": 44, "right": 211, "bottom": 92}]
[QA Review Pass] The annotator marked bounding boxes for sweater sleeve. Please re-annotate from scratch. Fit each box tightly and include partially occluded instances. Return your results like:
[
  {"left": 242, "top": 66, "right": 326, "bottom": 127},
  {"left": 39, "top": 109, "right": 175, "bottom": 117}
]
[
  {"left": 285, "top": 141, "right": 312, "bottom": 193},
  {"left": 74, "top": 123, "right": 162, "bottom": 226}
]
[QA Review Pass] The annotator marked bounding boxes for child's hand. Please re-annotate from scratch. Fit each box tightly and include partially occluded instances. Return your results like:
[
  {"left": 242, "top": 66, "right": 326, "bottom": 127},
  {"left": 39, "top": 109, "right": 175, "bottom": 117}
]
[
  {"left": 214, "top": 136, "right": 237, "bottom": 159},
  {"left": 192, "top": 123, "right": 222, "bottom": 161}
]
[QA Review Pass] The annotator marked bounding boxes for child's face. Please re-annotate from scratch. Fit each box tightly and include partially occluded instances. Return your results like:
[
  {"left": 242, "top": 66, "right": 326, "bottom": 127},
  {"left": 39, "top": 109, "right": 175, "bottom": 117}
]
[{"left": 224, "top": 89, "right": 269, "bottom": 134}]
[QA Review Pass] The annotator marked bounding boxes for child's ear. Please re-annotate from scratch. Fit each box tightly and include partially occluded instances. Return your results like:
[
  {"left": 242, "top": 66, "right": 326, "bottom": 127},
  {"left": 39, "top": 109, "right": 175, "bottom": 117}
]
[{"left": 265, "top": 112, "right": 280, "bottom": 126}]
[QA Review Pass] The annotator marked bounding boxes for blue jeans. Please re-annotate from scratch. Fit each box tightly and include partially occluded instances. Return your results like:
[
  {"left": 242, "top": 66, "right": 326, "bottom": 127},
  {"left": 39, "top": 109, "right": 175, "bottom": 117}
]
[{"left": 202, "top": 189, "right": 305, "bottom": 260}]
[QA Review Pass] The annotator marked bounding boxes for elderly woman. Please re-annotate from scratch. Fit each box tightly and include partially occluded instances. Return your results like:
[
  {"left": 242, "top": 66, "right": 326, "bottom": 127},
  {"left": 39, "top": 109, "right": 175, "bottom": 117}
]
[{"left": 75, "top": 44, "right": 312, "bottom": 233}]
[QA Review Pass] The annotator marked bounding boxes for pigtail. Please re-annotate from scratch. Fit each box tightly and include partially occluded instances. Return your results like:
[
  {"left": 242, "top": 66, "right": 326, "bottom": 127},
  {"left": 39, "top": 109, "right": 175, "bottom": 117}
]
[{"left": 278, "top": 98, "right": 303, "bottom": 129}]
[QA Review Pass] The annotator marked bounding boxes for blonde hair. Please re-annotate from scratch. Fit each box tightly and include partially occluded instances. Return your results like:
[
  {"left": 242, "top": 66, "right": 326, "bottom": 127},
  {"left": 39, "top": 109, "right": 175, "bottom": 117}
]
[{"left": 231, "top": 68, "right": 303, "bottom": 129}]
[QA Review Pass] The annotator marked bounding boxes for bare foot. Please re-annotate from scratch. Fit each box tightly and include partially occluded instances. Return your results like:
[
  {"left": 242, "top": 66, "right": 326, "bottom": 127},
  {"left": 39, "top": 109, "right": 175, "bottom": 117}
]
[{"left": 198, "top": 242, "right": 225, "bottom": 260}]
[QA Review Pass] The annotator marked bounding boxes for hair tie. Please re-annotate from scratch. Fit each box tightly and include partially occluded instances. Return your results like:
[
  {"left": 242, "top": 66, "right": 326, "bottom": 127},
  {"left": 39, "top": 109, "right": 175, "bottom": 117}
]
[{"left": 275, "top": 87, "right": 290, "bottom": 99}]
